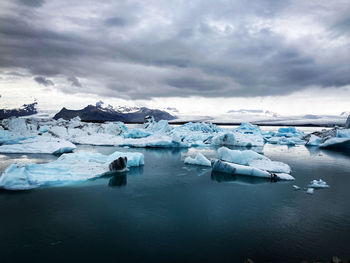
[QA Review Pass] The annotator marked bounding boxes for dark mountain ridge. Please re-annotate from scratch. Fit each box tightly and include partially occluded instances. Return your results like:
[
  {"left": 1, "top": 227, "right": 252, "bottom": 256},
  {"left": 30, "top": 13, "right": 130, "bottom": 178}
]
[
  {"left": 53, "top": 105, "right": 176, "bottom": 122},
  {"left": 0, "top": 102, "right": 38, "bottom": 120}
]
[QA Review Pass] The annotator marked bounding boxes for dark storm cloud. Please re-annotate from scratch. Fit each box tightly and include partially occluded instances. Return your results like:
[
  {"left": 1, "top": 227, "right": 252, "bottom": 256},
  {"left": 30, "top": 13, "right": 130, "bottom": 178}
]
[
  {"left": 34, "top": 76, "right": 54, "bottom": 86},
  {"left": 0, "top": 0, "right": 350, "bottom": 99}
]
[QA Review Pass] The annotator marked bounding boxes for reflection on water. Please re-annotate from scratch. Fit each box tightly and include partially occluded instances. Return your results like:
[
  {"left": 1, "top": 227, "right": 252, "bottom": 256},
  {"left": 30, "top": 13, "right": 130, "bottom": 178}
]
[
  {"left": 108, "top": 173, "right": 127, "bottom": 187},
  {"left": 211, "top": 171, "right": 275, "bottom": 185}
]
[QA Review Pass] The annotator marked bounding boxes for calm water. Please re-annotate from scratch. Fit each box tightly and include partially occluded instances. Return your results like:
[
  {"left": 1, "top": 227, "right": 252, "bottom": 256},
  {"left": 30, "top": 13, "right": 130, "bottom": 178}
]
[{"left": 1, "top": 143, "right": 350, "bottom": 262}]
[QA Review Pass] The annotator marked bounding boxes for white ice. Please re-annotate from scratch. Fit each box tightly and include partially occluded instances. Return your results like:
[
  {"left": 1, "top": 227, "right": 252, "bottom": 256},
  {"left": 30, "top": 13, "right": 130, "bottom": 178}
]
[
  {"left": 212, "top": 160, "right": 294, "bottom": 180},
  {"left": 306, "top": 188, "right": 314, "bottom": 194},
  {"left": 217, "top": 147, "right": 268, "bottom": 165},
  {"left": 184, "top": 153, "right": 211, "bottom": 166},
  {"left": 0, "top": 151, "right": 144, "bottom": 190},
  {"left": 0, "top": 136, "right": 76, "bottom": 154},
  {"left": 293, "top": 185, "right": 301, "bottom": 190},
  {"left": 308, "top": 179, "right": 329, "bottom": 188}
]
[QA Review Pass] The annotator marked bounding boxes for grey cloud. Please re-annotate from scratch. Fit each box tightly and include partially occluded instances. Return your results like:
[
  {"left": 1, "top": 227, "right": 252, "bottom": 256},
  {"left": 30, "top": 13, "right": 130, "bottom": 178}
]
[
  {"left": 67, "top": 76, "right": 82, "bottom": 88},
  {"left": 17, "top": 0, "right": 45, "bottom": 7},
  {"left": 0, "top": 0, "right": 350, "bottom": 100},
  {"left": 166, "top": 77, "right": 227, "bottom": 91},
  {"left": 105, "top": 17, "right": 126, "bottom": 27},
  {"left": 34, "top": 76, "right": 54, "bottom": 86}
]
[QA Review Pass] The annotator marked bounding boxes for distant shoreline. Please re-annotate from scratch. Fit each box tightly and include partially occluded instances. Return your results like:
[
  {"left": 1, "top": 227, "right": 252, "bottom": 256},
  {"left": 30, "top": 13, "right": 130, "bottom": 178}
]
[{"left": 76, "top": 120, "right": 342, "bottom": 127}]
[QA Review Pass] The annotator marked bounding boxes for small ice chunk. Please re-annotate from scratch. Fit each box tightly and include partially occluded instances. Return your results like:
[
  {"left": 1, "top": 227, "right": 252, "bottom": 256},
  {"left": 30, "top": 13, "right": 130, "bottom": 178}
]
[
  {"left": 184, "top": 153, "right": 211, "bottom": 167},
  {"left": 308, "top": 179, "right": 330, "bottom": 188},
  {"left": 293, "top": 185, "right": 301, "bottom": 190},
  {"left": 306, "top": 188, "right": 314, "bottom": 194}
]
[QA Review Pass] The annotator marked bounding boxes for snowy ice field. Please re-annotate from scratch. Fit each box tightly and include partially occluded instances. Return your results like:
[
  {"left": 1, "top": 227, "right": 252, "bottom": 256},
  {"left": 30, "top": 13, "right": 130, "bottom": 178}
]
[{"left": 0, "top": 116, "right": 349, "bottom": 190}]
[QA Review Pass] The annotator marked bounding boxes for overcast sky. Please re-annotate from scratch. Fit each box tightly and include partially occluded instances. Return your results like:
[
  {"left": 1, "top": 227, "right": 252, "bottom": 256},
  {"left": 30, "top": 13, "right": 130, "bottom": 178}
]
[{"left": 0, "top": 0, "right": 350, "bottom": 115}]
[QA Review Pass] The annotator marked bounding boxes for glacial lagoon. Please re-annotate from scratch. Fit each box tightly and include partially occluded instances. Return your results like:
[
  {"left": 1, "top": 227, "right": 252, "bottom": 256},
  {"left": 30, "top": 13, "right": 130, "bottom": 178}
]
[{"left": 1, "top": 140, "right": 350, "bottom": 262}]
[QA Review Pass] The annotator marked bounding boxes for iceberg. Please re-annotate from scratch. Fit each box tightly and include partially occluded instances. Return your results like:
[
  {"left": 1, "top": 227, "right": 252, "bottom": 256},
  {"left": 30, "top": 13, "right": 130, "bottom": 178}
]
[
  {"left": 306, "top": 188, "right": 314, "bottom": 194},
  {"left": 0, "top": 151, "right": 144, "bottom": 190},
  {"left": 217, "top": 147, "right": 268, "bottom": 165},
  {"left": 276, "top": 127, "right": 304, "bottom": 138},
  {"left": 305, "top": 128, "right": 350, "bottom": 149},
  {"left": 265, "top": 126, "right": 305, "bottom": 145},
  {"left": 319, "top": 137, "right": 350, "bottom": 148},
  {"left": 211, "top": 133, "right": 236, "bottom": 146},
  {"left": 0, "top": 136, "right": 76, "bottom": 154},
  {"left": 0, "top": 128, "right": 33, "bottom": 145},
  {"left": 184, "top": 153, "right": 211, "bottom": 166},
  {"left": 293, "top": 185, "right": 301, "bottom": 190},
  {"left": 248, "top": 159, "right": 291, "bottom": 174},
  {"left": 122, "top": 128, "right": 151, "bottom": 139},
  {"left": 212, "top": 160, "right": 294, "bottom": 180},
  {"left": 215, "top": 147, "right": 293, "bottom": 179},
  {"left": 306, "top": 134, "right": 322, "bottom": 146},
  {"left": 307, "top": 179, "right": 329, "bottom": 188},
  {"left": 266, "top": 136, "right": 305, "bottom": 145}
]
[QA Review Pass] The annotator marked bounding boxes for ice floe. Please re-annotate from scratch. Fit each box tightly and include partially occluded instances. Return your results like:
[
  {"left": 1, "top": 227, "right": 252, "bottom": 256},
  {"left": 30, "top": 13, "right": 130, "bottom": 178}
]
[
  {"left": 213, "top": 147, "right": 294, "bottom": 180},
  {"left": 293, "top": 185, "right": 301, "bottom": 190},
  {"left": 0, "top": 136, "right": 76, "bottom": 154},
  {"left": 184, "top": 153, "right": 211, "bottom": 166},
  {"left": 0, "top": 151, "right": 144, "bottom": 190},
  {"left": 212, "top": 160, "right": 294, "bottom": 180},
  {"left": 305, "top": 128, "right": 350, "bottom": 149},
  {"left": 306, "top": 188, "right": 314, "bottom": 194},
  {"left": 217, "top": 147, "right": 268, "bottom": 165},
  {"left": 4, "top": 116, "right": 350, "bottom": 150},
  {"left": 308, "top": 179, "right": 330, "bottom": 188}
]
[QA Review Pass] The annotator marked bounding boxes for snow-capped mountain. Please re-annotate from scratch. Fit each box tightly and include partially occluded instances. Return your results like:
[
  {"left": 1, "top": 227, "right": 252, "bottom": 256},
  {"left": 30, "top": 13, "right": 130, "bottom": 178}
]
[
  {"left": 0, "top": 102, "right": 38, "bottom": 119},
  {"left": 53, "top": 103, "right": 176, "bottom": 122}
]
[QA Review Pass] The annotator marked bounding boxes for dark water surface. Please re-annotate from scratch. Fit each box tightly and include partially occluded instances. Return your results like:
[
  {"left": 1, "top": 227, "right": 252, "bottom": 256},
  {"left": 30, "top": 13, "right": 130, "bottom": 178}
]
[{"left": 1, "top": 144, "right": 350, "bottom": 263}]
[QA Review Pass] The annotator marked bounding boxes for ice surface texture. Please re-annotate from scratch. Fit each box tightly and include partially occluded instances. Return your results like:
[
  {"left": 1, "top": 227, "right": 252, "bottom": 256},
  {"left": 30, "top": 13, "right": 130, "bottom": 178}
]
[{"left": 0, "top": 151, "right": 144, "bottom": 190}]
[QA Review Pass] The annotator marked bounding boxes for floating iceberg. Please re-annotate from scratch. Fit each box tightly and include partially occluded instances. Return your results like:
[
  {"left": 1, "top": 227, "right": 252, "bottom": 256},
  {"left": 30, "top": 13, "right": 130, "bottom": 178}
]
[
  {"left": 308, "top": 179, "right": 329, "bottom": 188},
  {"left": 248, "top": 159, "right": 291, "bottom": 174},
  {"left": 306, "top": 188, "right": 314, "bottom": 194},
  {"left": 319, "top": 137, "right": 350, "bottom": 148},
  {"left": 293, "top": 185, "right": 301, "bottom": 190},
  {"left": 212, "top": 160, "right": 294, "bottom": 180},
  {"left": 0, "top": 136, "right": 76, "bottom": 154},
  {"left": 217, "top": 147, "right": 268, "bottom": 165},
  {"left": 266, "top": 136, "right": 305, "bottom": 145},
  {"left": 0, "top": 151, "right": 144, "bottom": 190},
  {"left": 0, "top": 128, "right": 33, "bottom": 145},
  {"left": 184, "top": 153, "right": 211, "bottom": 166},
  {"left": 122, "top": 129, "right": 151, "bottom": 139},
  {"left": 265, "top": 126, "right": 305, "bottom": 145},
  {"left": 214, "top": 147, "right": 293, "bottom": 180},
  {"left": 305, "top": 128, "right": 350, "bottom": 149},
  {"left": 306, "top": 134, "right": 322, "bottom": 146}
]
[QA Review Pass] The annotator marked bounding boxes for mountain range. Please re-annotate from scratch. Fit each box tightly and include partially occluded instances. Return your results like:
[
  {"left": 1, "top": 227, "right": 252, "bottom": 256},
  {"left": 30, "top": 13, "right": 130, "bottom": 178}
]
[
  {"left": 53, "top": 104, "right": 176, "bottom": 122},
  {"left": 0, "top": 102, "right": 38, "bottom": 119}
]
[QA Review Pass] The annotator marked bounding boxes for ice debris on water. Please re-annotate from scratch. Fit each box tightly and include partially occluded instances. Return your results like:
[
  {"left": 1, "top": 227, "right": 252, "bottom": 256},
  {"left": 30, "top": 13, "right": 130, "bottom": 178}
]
[
  {"left": 184, "top": 153, "right": 211, "bottom": 167},
  {"left": 308, "top": 179, "right": 330, "bottom": 188},
  {"left": 306, "top": 188, "right": 314, "bottom": 194},
  {"left": 293, "top": 185, "right": 301, "bottom": 190}
]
